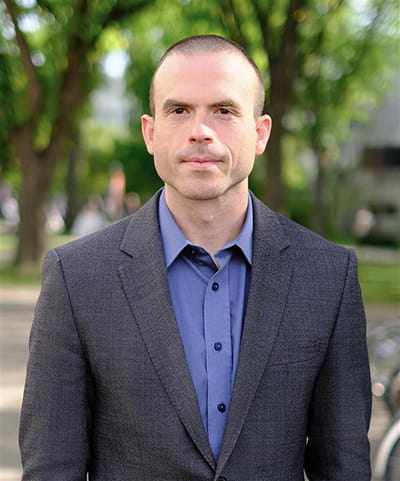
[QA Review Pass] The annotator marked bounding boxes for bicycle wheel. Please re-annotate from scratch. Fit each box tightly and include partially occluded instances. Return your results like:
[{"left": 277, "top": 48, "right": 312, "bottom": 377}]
[
  {"left": 374, "top": 417, "right": 400, "bottom": 481},
  {"left": 385, "top": 436, "right": 400, "bottom": 481}
]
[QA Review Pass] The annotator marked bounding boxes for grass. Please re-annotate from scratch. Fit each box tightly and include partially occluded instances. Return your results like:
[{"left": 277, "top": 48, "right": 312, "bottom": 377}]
[
  {"left": 0, "top": 264, "right": 41, "bottom": 285},
  {"left": 0, "top": 235, "right": 399, "bottom": 304},
  {"left": 0, "top": 234, "right": 76, "bottom": 286},
  {"left": 358, "top": 263, "right": 400, "bottom": 304}
]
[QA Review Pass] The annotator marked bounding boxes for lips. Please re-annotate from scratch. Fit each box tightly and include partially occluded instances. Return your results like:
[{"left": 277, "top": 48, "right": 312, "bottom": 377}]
[
  {"left": 182, "top": 158, "right": 221, "bottom": 171},
  {"left": 177, "top": 145, "right": 227, "bottom": 163},
  {"left": 183, "top": 157, "right": 220, "bottom": 163}
]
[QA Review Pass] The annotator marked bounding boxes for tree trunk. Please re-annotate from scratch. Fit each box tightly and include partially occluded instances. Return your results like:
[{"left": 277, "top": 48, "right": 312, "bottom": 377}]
[
  {"left": 15, "top": 152, "right": 53, "bottom": 269},
  {"left": 4, "top": 0, "right": 152, "bottom": 269},
  {"left": 259, "top": 0, "right": 306, "bottom": 212},
  {"left": 312, "top": 149, "right": 327, "bottom": 235},
  {"left": 264, "top": 104, "right": 284, "bottom": 212},
  {"left": 64, "top": 129, "right": 81, "bottom": 232}
]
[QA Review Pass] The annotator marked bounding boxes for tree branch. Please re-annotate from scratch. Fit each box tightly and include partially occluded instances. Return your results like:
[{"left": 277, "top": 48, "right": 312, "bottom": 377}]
[
  {"left": 279, "top": 0, "right": 307, "bottom": 60},
  {"left": 35, "top": 0, "right": 61, "bottom": 23},
  {"left": 219, "top": 0, "right": 247, "bottom": 46},
  {"left": 331, "top": 0, "right": 387, "bottom": 104},
  {"left": 251, "top": 0, "right": 270, "bottom": 55},
  {"left": 90, "top": 0, "right": 151, "bottom": 47},
  {"left": 43, "top": 0, "right": 90, "bottom": 162},
  {"left": 4, "top": 0, "right": 44, "bottom": 117},
  {"left": 45, "top": 0, "right": 152, "bottom": 162},
  {"left": 305, "top": 0, "right": 346, "bottom": 55},
  {"left": 105, "top": 0, "right": 151, "bottom": 24}
]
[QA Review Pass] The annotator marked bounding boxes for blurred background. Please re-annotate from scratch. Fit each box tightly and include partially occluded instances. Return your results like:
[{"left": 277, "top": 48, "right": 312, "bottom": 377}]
[{"left": 0, "top": 0, "right": 399, "bottom": 479}]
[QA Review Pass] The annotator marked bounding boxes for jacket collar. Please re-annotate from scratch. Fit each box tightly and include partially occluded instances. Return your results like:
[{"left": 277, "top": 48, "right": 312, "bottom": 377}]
[
  {"left": 119, "top": 190, "right": 292, "bottom": 473},
  {"left": 216, "top": 193, "right": 292, "bottom": 474}
]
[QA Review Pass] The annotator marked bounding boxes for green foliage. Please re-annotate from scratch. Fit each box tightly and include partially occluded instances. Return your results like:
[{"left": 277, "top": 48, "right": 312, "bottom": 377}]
[
  {"left": 292, "top": 0, "right": 399, "bottom": 149},
  {"left": 1, "top": 0, "right": 399, "bottom": 241},
  {"left": 101, "top": 0, "right": 399, "bottom": 231},
  {"left": 100, "top": 0, "right": 230, "bottom": 201},
  {"left": 124, "top": 0, "right": 227, "bottom": 113},
  {"left": 359, "top": 262, "right": 400, "bottom": 304},
  {"left": 114, "top": 133, "right": 162, "bottom": 201},
  {"left": 0, "top": 0, "right": 154, "bottom": 169}
]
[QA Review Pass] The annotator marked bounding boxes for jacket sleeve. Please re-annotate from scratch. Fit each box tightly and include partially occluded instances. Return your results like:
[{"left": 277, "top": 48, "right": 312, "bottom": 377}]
[
  {"left": 19, "top": 249, "right": 92, "bottom": 480},
  {"left": 304, "top": 250, "right": 372, "bottom": 480}
]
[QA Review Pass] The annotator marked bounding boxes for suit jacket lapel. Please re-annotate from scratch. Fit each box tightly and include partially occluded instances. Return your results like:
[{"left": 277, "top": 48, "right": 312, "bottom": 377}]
[
  {"left": 217, "top": 196, "right": 293, "bottom": 473},
  {"left": 118, "top": 193, "right": 215, "bottom": 469}
]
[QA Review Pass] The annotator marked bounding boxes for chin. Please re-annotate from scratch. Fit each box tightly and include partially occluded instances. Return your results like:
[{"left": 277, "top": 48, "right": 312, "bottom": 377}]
[
  {"left": 166, "top": 178, "right": 245, "bottom": 203},
  {"left": 179, "top": 185, "right": 229, "bottom": 202}
]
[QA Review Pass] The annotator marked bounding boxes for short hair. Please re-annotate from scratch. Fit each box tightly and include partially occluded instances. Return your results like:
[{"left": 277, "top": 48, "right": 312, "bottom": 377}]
[{"left": 149, "top": 34, "right": 265, "bottom": 117}]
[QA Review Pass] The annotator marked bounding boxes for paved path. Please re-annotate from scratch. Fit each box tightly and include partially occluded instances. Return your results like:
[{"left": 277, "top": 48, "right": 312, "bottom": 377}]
[
  {"left": 0, "top": 287, "right": 39, "bottom": 481},
  {"left": 0, "top": 285, "right": 398, "bottom": 480}
]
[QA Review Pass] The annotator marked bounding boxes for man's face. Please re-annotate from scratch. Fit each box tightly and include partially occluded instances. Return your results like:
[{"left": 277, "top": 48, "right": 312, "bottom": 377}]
[{"left": 141, "top": 51, "right": 271, "bottom": 203}]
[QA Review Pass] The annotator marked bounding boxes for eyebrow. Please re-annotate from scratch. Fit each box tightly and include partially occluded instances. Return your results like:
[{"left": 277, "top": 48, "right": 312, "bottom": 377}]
[
  {"left": 162, "top": 99, "right": 190, "bottom": 112},
  {"left": 162, "top": 98, "right": 243, "bottom": 112},
  {"left": 212, "top": 99, "right": 242, "bottom": 111}
]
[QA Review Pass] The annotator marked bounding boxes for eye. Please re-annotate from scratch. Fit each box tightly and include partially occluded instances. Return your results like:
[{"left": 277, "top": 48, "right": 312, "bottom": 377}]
[
  {"left": 173, "top": 107, "right": 186, "bottom": 114},
  {"left": 218, "top": 108, "right": 231, "bottom": 115}
]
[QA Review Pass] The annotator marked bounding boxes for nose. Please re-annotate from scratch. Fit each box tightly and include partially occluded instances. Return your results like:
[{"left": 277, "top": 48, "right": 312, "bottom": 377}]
[{"left": 188, "top": 114, "right": 214, "bottom": 144}]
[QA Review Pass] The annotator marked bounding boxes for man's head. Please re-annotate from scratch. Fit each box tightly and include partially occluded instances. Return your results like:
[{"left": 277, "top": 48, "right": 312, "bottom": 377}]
[
  {"left": 149, "top": 34, "right": 265, "bottom": 118},
  {"left": 141, "top": 34, "right": 271, "bottom": 206}
]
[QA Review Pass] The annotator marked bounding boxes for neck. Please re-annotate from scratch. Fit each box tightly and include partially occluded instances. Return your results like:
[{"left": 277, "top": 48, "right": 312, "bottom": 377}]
[{"left": 164, "top": 186, "right": 249, "bottom": 256}]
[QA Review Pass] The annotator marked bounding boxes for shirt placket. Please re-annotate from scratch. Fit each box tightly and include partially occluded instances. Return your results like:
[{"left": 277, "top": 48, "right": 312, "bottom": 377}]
[{"left": 203, "top": 262, "right": 232, "bottom": 457}]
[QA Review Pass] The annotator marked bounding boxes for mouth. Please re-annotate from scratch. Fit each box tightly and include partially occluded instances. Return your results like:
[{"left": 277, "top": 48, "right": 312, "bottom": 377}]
[
  {"left": 184, "top": 156, "right": 220, "bottom": 162},
  {"left": 183, "top": 156, "right": 222, "bottom": 164},
  {"left": 182, "top": 158, "right": 221, "bottom": 170}
]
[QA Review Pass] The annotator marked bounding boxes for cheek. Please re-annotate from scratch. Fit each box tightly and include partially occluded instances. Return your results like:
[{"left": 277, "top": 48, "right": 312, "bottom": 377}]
[
  {"left": 153, "top": 126, "right": 179, "bottom": 152},
  {"left": 152, "top": 154, "right": 169, "bottom": 183},
  {"left": 151, "top": 140, "right": 176, "bottom": 178},
  {"left": 230, "top": 131, "right": 258, "bottom": 160},
  {"left": 232, "top": 141, "right": 257, "bottom": 175}
]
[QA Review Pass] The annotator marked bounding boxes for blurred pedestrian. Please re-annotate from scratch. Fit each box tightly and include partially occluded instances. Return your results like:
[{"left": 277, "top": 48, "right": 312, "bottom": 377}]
[
  {"left": 71, "top": 199, "right": 106, "bottom": 237},
  {"left": 104, "top": 163, "right": 126, "bottom": 220},
  {"left": 122, "top": 191, "right": 141, "bottom": 217}
]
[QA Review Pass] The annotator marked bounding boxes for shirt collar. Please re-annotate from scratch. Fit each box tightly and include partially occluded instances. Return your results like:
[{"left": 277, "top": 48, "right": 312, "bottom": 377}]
[{"left": 158, "top": 189, "right": 253, "bottom": 267}]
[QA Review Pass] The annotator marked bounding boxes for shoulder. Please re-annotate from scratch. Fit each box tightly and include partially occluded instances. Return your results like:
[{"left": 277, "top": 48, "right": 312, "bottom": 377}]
[
  {"left": 251, "top": 194, "right": 354, "bottom": 265},
  {"left": 278, "top": 212, "right": 347, "bottom": 254},
  {"left": 52, "top": 191, "right": 161, "bottom": 264},
  {"left": 53, "top": 215, "right": 131, "bottom": 262}
]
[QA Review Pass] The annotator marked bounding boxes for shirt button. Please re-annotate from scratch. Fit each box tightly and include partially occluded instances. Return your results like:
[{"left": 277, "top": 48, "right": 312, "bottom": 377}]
[
  {"left": 214, "top": 342, "right": 222, "bottom": 351},
  {"left": 211, "top": 282, "right": 219, "bottom": 291},
  {"left": 217, "top": 403, "right": 226, "bottom": 413}
]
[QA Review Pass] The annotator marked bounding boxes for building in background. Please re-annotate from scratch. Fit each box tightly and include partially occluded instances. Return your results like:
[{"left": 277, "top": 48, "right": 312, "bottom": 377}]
[{"left": 342, "top": 74, "right": 400, "bottom": 244}]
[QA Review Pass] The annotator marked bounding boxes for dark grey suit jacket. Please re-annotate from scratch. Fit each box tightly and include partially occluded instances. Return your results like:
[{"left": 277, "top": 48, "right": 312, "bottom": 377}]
[{"left": 19, "top": 192, "right": 371, "bottom": 480}]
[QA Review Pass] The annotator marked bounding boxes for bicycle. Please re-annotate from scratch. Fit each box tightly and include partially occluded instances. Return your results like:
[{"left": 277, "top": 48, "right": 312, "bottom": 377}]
[{"left": 367, "top": 322, "right": 400, "bottom": 481}]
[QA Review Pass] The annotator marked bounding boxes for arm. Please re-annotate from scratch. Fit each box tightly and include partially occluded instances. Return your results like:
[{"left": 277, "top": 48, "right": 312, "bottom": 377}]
[
  {"left": 19, "top": 249, "right": 92, "bottom": 480},
  {"left": 304, "top": 250, "right": 372, "bottom": 480}
]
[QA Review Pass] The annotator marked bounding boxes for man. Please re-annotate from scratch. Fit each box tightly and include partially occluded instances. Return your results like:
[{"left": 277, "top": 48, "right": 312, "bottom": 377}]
[{"left": 19, "top": 34, "right": 371, "bottom": 480}]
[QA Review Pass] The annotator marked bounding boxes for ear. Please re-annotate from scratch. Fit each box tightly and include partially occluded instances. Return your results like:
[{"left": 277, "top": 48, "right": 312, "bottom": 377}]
[
  {"left": 141, "top": 114, "right": 155, "bottom": 155},
  {"left": 255, "top": 114, "right": 272, "bottom": 156}
]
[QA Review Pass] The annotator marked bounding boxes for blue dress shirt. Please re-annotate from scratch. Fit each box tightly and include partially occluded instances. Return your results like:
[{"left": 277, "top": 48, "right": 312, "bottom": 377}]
[{"left": 158, "top": 190, "right": 253, "bottom": 459}]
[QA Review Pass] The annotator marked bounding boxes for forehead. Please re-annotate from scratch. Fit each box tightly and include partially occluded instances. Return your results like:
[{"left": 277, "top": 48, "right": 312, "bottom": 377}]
[{"left": 152, "top": 51, "right": 259, "bottom": 106}]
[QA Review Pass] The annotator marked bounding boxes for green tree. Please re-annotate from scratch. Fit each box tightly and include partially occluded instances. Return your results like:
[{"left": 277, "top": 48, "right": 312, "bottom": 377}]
[
  {"left": 93, "top": 0, "right": 399, "bottom": 225},
  {"left": 218, "top": 0, "right": 306, "bottom": 211},
  {"left": 291, "top": 0, "right": 399, "bottom": 233},
  {"left": 115, "top": 0, "right": 227, "bottom": 200},
  {"left": 1, "top": 0, "right": 151, "bottom": 268},
  {"left": 217, "top": 0, "right": 398, "bottom": 215}
]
